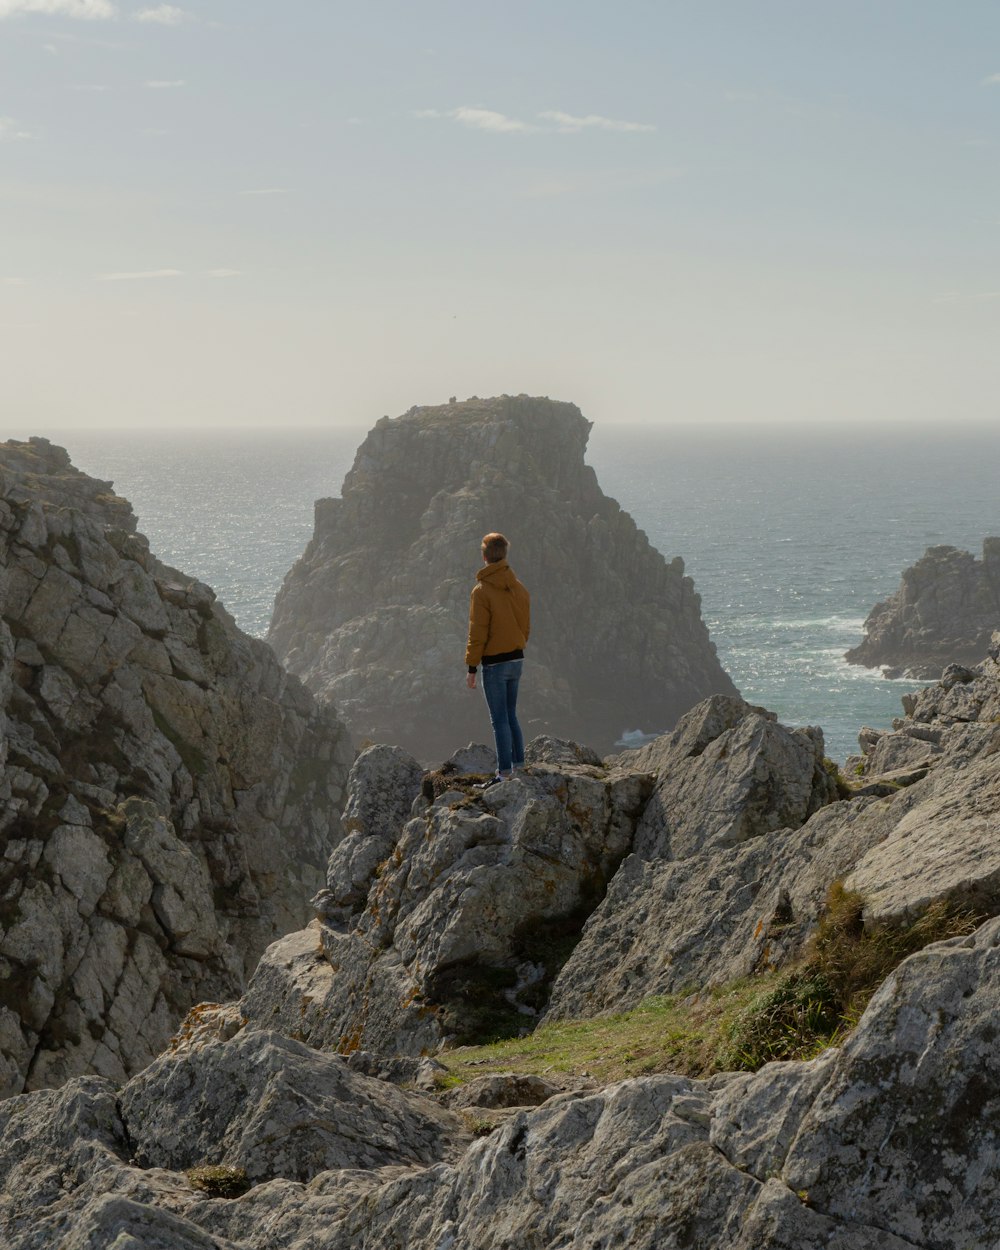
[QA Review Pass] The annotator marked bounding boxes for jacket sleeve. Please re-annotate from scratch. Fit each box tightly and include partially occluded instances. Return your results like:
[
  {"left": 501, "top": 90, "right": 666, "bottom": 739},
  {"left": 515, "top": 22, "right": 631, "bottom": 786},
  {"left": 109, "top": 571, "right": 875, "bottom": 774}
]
[
  {"left": 517, "top": 585, "right": 530, "bottom": 645},
  {"left": 465, "top": 586, "right": 491, "bottom": 670}
]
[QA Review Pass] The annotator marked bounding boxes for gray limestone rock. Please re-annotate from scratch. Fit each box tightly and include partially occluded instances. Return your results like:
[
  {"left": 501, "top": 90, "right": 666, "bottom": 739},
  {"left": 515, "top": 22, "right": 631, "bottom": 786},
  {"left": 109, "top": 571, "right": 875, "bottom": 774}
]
[
  {"left": 627, "top": 694, "right": 838, "bottom": 862},
  {"left": 241, "top": 742, "right": 654, "bottom": 1057},
  {"left": 6, "top": 876, "right": 1000, "bottom": 1246},
  {"left": 0, "top": 438, "right": 354, "bottom": 1098},
  {"left": 314, "top": 744, "right": 425, "bottom": 925},
  {"left": 781, "top": 916, "right": 1000, "bottom": 1249},
  {"left": 268, "top": 396, "right": 737, "bottom": 761},
  {"left": 846, "top": 539, "right": 1000, "bottom": 678},
  {"left": 441, "top": 1071, "right": 564, "bottom": 1109},
  {"left": 119, "top": 1027, "right": 466, "bottom": 1182},
  {"left": 548, "top": 649, "right": 1000, "bottom": 1022}
]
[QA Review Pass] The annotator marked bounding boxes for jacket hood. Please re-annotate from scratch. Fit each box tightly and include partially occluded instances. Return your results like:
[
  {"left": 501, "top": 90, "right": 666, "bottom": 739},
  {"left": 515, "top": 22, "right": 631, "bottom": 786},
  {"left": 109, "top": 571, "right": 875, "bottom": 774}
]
[{"left": 477, "top": 558, "right": 517, "bottom": 589}]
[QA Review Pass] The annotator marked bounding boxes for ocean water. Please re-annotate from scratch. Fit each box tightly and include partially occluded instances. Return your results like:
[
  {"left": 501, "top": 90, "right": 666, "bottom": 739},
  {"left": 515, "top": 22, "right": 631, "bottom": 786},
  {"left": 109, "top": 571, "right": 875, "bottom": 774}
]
[{"left": 59, "top": 423, "right": 1000, "bottom": 763}]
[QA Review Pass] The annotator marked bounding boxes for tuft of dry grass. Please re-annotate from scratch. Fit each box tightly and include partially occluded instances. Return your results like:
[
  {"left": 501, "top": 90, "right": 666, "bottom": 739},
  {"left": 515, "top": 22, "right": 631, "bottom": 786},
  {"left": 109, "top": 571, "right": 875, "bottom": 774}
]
[
  {"left": 439, "top": 883, "right": 985, "bottom": 1086},
  {"left": 185, "top": 1165, "right": 251, "bottom": 1199}
]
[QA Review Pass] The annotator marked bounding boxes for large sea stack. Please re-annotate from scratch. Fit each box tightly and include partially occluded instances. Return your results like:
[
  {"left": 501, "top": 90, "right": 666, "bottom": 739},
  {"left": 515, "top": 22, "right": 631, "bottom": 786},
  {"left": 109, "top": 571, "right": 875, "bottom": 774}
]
[
  {"left": 269, "top": 395, "right": 737, "bottom": 759},
  {"left": 846, "top": 539, "right": 1000, "bottom": 678},
  {"left": 0, "top": 438, "right": 353, "bottom": 1098}
]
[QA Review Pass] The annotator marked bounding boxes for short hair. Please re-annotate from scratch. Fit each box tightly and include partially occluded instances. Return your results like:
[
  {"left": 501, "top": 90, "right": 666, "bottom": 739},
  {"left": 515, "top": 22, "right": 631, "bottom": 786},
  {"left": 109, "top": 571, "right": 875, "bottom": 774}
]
[{"left": 481, "top": 532, "right": 509, "bottom": 563}]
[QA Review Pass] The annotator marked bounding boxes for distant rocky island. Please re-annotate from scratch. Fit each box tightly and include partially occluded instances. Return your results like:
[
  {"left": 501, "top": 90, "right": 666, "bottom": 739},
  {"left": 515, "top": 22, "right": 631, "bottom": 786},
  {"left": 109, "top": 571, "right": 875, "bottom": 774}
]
[
  {"left": 268, "top": 395, "right": 737, "bottom": 760},
  {"left": 846, "top": 539, "right": 1000, "bottom": 678},
  {"left": 4, "top": 432, "right": 1000, "bottom": 1247}
]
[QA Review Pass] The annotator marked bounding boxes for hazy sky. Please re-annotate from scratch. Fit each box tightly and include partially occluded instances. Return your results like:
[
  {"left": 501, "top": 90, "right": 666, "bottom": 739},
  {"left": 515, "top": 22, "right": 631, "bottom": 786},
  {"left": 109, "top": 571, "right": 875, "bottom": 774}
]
[{"left": 2, "top": 0, "right": 999, "bottom": 430}]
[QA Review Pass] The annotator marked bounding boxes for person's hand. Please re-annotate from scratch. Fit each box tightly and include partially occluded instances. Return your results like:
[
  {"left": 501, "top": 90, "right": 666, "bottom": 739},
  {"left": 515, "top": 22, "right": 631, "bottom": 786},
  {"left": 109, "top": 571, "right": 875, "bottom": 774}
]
[{"left": 466, "top": 673, "right": 476, "bottom": 689}]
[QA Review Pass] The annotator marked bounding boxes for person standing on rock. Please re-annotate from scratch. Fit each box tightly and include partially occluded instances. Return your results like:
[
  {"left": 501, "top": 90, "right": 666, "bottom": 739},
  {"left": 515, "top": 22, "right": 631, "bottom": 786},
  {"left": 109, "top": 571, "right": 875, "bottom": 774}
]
[{"left": 465, "top": 532, "right": 531, "bottom": 786}]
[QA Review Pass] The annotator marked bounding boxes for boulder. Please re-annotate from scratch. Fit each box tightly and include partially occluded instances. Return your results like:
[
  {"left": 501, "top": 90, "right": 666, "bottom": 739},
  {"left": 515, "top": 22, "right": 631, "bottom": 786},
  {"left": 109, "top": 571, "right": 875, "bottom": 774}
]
[
  {"left": 268, "top": 395, "right": 737, "bottom": 760},
  {"left": 119, "top": 1027, "right": 466, "bottom": 1181},
  {"left": 0, "top": 438, "right": 353, "bottom": 1097},
  {"left": 313, "top": 744, "right": 425, "bottom": 925},
  {"left": 623, "top": 694, "right": 838, "bottom": 861}
]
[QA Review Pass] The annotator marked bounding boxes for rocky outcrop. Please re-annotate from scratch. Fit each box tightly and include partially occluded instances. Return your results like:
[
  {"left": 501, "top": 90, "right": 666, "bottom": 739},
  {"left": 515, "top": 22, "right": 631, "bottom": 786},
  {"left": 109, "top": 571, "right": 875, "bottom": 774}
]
[
  {"left": 846, "top": 539, "right": 1000, "bottom": 678},
  {"left": 7, "top": 430, "right": 1000, "bottom": 1246},
  {"left": 546, "top": 637, "right": 1000, "bottom": 1022},
  {"left": 2, "top": 655, "right": 1000, "bottom": 1246},
  {"left": 268, "top": 395, "right": 737, "bottom": 760},
  {"left": 0, "top": 438, "right": 353, "bottom": 1098},
  {"left": 240, "top": 738, "right": 654, "bottom": 1057},
  {"left": 4, "top": 915, "right": 1000, "bottom": 1247},
  {"left": 545, "top": 697, "right": 845, "bottom": 1018}
]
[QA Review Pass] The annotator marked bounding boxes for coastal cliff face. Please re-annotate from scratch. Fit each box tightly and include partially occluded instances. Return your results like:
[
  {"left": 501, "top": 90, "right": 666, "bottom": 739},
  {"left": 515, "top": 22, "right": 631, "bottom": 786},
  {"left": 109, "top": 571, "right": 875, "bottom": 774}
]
[
  {"left": 268, "top": 395, "right": 737, "bottom": 760},
  {"left": 0, "top": 438, "right": 353, "bottom": 1098},
  {"left": 846, "top": 539, "right": 1000, "bottom": 678}
]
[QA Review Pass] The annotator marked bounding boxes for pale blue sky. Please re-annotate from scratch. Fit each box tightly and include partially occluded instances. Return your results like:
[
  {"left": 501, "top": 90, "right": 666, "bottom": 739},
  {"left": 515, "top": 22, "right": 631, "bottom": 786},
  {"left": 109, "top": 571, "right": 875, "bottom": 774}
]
[{"left": 2, "top": 0, "right": 999, "bottom": 429}]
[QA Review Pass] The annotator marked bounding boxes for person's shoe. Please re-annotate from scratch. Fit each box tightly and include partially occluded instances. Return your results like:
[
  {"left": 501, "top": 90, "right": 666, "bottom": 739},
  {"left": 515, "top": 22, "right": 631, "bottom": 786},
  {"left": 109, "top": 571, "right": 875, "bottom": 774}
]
[{"left": 475, "top": 773, "right": 503, "bottom": 790}]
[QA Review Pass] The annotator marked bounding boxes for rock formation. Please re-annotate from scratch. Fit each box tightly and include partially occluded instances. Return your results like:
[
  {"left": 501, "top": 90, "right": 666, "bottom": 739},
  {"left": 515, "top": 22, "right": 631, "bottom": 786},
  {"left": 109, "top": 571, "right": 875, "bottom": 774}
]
[
  {"left": 6, "top": 434, "right": 1000, "bottom": 1245},
  {"left": 3, "top": 641, "right": 1000, "bottom": 1244},
  {"left": 846, "top": 539, "right": 1000, "bottom": 678},
  {"left": 241, "top": 737, "right": 654, "bottom": 1058},
  {"left": 3, "top": 912, "right": 1000, "bottom": 1246},
  {"left": 0, "top": 438, "right": 353, "bottom": 1098},
  {"left": 546, "top": 636, "right": 1000, "bottom": 1021},
  {"left": 268, "top": 395, "right": 737, "bottom": 760}
]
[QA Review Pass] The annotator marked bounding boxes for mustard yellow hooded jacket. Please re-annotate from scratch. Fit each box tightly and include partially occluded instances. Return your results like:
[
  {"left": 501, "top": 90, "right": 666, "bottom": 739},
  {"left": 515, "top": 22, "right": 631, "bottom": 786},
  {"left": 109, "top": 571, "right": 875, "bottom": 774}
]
[{"left": 465, "top": 558, "right": 531, "bottom": 671}]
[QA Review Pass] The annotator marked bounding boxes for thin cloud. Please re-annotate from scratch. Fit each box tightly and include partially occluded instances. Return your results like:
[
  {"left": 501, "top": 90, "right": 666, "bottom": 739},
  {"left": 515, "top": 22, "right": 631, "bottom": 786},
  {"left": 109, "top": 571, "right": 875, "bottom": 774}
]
[
  {"left": 538, "top": 110, "right": 656, "bottom": 133},
  {"left": 416, "top": 107, "right": 536, "bottom": 133},
  {"left": 0, "top": 0, "right": 115, "bottom": 18},
  {"left": 982, "top": 73, "right": 1000, "bottom": 85},
  {"left": 417, "top": 106, "right": 655, "bottom": 135},
  {"left": 207, "top": 268, "right": 240, "bottom": 278},
  {"left": 133, "top": 3, "right": 186, "bottom": 23},
  {"left": 238, "top": 187, "right": 293, "bottom": 196},
  {"left": 452, "top": 106, "right": 535, "bottom": 133},
  {"left": 144, "top": 78, "right": 185, "bottom": 88},
  {"left": 0, "top": 116, "right": 31, "bottom": 140},
  {"left": 98, "top": 268, "right": 181, "bottom": 281}
]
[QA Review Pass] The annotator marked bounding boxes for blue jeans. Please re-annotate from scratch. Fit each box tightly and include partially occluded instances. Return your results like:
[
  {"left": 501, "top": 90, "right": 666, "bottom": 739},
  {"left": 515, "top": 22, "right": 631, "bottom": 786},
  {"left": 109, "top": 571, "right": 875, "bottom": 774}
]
[{"left": 481, "top": 659, "right": 524, "bottom": 774}]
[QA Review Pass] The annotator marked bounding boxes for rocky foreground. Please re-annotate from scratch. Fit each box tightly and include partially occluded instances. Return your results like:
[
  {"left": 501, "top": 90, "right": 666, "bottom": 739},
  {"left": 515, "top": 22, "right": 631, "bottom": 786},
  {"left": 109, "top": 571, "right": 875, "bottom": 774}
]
[
  {"left": 0, "top": 439, "right": 353, "bottom": 1099},
  {"left": 2, "top": 617, "right": 999, "bottom": 1246},
  {"left": 269, "top": 395, "right": 737, "bottom": 759},
  {"left": 4, "top": 435, "right": 1000, "bottom": 1248},
  {"left": 846, "top": 538, "right": 1000, "bottom": 678}
]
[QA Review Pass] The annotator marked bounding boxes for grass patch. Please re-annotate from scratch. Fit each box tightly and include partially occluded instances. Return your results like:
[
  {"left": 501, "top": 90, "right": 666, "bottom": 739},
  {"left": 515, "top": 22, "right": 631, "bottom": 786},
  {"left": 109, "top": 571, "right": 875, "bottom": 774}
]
[
  {"left": 438, "top": 984, "right": 775, "bottom": 1087},
  {"left": 712, "top": 883, "right": 982, "bottom": 1071},
  {"left": 185, "top": 1165, "right": 251, "bottom": 1199},
  {"left": 439, "top": 883, "right": 985, "bottom": 1086},
  {"left": 822, "top": 757, "right": 855, "bottom": 800}
]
